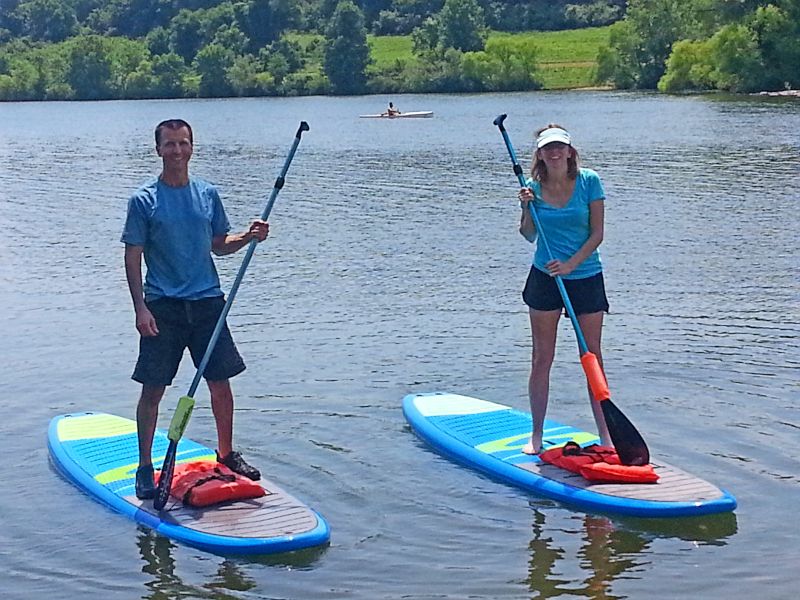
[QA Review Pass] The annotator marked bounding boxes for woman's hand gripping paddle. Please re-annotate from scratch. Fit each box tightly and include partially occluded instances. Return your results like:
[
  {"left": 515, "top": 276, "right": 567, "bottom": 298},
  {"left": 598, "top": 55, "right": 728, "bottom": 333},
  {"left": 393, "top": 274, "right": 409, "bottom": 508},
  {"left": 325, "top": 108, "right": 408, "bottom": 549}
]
[
  {"left": 153, "top": 121, "right": 311, "bottom": 510},
  {"left": 493, "top": 114, "right": 649, "bottom": 466}
]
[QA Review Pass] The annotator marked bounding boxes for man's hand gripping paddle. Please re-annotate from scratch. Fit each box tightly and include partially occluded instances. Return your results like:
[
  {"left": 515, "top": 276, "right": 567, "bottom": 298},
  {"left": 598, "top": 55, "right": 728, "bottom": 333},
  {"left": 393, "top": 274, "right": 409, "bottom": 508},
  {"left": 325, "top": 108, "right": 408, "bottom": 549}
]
[
  {"left": 153, "top": 121, "right": 311, "bottom": 510},
  {"left": 493, "top": 114, "right": 649, "bottom": 466}
]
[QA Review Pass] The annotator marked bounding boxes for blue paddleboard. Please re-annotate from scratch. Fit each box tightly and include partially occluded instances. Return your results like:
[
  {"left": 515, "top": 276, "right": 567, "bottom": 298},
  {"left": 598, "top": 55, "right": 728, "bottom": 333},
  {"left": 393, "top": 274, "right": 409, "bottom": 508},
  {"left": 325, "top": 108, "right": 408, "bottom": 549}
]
[
  {"left": 48, "top": 412, "right": 330, "bottom": 555},
  {"left": 403, "top": 392, "right": 736, "bottom": 518}
]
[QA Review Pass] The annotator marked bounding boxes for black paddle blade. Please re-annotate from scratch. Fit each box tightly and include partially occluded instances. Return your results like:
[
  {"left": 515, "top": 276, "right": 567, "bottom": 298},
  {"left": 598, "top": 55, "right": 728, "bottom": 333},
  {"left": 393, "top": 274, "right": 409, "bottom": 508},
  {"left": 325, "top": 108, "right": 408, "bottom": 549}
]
[
  {"left": 601, "top": 400, "right": 650, "bottom": 466},
  {"left": 153, "top": 440, "right": 177, "bottom": 510}
]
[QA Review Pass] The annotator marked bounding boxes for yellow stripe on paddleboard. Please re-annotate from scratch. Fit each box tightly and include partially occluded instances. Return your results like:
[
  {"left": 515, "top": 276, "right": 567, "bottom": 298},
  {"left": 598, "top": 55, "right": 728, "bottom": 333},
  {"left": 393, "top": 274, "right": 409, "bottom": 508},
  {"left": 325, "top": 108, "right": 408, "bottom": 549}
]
[
  {"left": 94, "top": 451, "right": 217, "bottom": 485},
  {"left": 476, "top": 431, "right": 598, "bottom": 454},
  {"left": 57, "top": 413, "right": 136, "bottom": 442}
]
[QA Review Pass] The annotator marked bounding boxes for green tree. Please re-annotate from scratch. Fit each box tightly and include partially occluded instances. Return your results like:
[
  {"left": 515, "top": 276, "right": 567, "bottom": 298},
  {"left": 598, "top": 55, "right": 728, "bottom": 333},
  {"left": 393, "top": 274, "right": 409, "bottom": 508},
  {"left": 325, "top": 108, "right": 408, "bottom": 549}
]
[
  {"left": 227, "top": 53, "right": 275, "bottom": 95},
  {"left": 323, "top": 0, "right": 370, "bottom": 94},
  {"left": 13, "top": 0, "right": 77, "bottom": 42},
  {"left": 596, "top": 0, "right": 696, "bottom": 89},
  {"left": 657, "top": 38, "right": 714, "bottom": 91},
  {"left": 462, "top": 37, "right": 540, "bottom": 91},
  {"left": 67, "top": 35, "right": 113, "bottom": 99},
  {"left": 707, "top": 23, "right": 763, "bottom": 92},
  {"left": 88, "top": 0, "right": 175, "bottom": 38},
  {"left": 146, "top": 26, "right": 171, "bottom": 55},
  {"left": 411, "top": 15, "right": 440, "bottom": 55},
  {"left": 151, "top": 52, "right": 188, "bottom": 97},
  {"left": 437, "top": 0, "right": 485, "bottom": 52},
  {"left": 169, "top": 9, "right": 206, "bottom": 63},
  {"left": 234, "top": 0, "right": 297, "bottom": 52},
  {"left": 748, "top": 3, "right": 800, "bottom": 89},
  {"left": 193, "top": 42, "right": 234, "bottom": 96}
]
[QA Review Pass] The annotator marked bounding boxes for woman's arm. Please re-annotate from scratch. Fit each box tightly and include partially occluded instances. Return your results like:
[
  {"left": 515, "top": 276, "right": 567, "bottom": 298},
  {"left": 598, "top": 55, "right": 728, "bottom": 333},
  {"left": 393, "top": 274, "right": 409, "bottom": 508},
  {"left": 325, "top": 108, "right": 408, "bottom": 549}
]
[
  {"left": 518, "top": 188, "right": 537, "bottom": 242},
  {"left": 548, "top": 200, "right": 604, "bottom": 276}
]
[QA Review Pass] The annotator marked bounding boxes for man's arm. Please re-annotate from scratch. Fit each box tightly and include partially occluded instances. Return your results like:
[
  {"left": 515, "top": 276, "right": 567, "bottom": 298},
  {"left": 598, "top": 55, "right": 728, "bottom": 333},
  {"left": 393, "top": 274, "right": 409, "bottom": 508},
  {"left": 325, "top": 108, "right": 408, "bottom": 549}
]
[
  {"left": 211, "top": 219, "right": 269, "bottom": 256},
  {"left": 124, "top": 244, "right": 158, "bottom": 336}
]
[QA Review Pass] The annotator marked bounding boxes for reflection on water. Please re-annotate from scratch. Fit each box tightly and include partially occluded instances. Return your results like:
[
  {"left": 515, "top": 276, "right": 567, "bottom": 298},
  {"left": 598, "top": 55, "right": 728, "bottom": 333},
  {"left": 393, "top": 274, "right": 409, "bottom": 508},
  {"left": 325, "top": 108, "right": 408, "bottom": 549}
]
[
  {"left": 139, "top": 529, "right": 257, "bottom": 598},
  {"left": 137, "top": 528, "right": 328, "bottom": 598},
  {"left": 526, "top": 509, "right": 738, "bottom": 599}
]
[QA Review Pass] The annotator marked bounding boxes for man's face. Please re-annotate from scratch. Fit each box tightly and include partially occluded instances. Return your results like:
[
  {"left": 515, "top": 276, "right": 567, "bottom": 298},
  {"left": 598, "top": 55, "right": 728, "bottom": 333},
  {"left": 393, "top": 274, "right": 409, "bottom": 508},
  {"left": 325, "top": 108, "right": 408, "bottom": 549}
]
[{"left": 156, "top": 126, "right": 193, "bottom": 167}]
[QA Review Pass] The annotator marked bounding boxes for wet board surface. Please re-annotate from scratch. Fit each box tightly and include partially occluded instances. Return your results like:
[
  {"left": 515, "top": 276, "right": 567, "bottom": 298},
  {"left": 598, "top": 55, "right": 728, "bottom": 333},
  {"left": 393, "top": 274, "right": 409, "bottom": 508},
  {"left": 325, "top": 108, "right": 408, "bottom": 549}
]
[
  {"left": 48, "top": 412, "right": 330, "bottom": 555},
  {"left": 403, "top": 392, "right": 736, "bottom": 518}
]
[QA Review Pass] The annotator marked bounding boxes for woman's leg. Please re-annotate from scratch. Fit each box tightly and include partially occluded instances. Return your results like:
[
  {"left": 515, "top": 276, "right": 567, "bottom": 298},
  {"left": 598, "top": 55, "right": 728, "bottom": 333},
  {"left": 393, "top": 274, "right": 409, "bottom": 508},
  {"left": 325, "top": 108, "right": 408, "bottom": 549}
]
[
  {"left": 577, "top": 311, "right": 612, "bottom": 446},
  {"left": 524, "top": 309, "right": 561, "bottom": 454}
]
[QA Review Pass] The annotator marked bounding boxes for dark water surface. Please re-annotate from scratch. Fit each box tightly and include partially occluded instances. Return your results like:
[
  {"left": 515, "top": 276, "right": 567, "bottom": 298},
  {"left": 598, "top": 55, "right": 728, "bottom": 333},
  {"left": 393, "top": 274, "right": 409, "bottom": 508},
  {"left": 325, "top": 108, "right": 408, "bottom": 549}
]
[{"left": 1, "top": 92, "right": 798, "bottom": 599}]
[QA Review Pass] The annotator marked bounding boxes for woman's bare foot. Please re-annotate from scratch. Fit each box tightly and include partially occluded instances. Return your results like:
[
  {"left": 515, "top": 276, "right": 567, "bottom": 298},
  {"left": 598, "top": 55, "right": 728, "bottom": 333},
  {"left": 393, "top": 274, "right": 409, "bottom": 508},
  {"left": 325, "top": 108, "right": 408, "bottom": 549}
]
[{"left": 522, "top": 435, "right": 542, "bottom": 455}]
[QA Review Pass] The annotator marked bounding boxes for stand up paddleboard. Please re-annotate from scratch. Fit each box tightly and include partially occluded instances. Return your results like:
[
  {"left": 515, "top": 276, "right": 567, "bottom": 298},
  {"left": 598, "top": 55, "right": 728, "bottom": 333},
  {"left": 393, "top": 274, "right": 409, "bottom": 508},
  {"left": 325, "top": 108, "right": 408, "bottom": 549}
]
[
  {"left": 403, "top": 392, "right": 736, "bottom": 518},
  {"left": 48, "top": 412, "right": 330, "bottom": 555}
]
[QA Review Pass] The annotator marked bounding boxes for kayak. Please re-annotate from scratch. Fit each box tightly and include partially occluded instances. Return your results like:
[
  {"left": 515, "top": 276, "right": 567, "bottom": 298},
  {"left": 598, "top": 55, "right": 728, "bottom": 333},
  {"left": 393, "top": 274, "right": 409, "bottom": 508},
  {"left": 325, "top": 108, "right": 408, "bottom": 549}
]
[
  {"left": 403, "top": 392, "right": 737, "bottom": 518},
  {"left": 359, "top": 111, "right": 434, "bottom": 119}
]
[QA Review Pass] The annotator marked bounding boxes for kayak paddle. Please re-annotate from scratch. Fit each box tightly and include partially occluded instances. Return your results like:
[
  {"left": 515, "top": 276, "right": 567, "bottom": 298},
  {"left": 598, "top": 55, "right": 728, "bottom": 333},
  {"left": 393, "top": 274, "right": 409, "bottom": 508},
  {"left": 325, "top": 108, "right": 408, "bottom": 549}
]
[
  {"left": 153, "top": 121, "right": 311, "bottom": 510},
  {"left": 493, "top": 113, "right": 649, "bottom": 466}
]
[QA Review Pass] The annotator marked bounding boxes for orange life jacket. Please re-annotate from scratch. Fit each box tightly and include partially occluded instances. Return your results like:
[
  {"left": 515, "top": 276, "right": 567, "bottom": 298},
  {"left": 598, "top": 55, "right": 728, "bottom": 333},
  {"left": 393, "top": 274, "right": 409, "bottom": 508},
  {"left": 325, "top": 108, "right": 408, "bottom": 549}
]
[
  {"left": 540, "top": 442, "right": 659, "bottom": 484},
  {"left": 166, "top": 460, "right": 266, "bottom": 507}
]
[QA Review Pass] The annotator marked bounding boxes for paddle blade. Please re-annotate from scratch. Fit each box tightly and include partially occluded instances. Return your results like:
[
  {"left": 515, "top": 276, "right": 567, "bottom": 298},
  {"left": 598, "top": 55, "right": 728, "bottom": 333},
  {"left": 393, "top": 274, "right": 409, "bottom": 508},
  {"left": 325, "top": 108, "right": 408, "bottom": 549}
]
[
  {"left": 580, "top": 352, "right": 649, "bottom": 466},
  {"left": 153, "top": 440, "right": 177, "bottom": 510},
  {"left": 602, "top": 400, "right": 650, "bottom": 466}
]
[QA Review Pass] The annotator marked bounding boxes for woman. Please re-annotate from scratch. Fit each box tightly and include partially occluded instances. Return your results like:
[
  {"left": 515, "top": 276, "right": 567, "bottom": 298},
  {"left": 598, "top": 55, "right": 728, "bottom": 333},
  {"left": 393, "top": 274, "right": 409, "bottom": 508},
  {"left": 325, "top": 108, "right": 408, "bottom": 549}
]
[{"left": 517, "top": 124, "right": 612, "bottom": 455}]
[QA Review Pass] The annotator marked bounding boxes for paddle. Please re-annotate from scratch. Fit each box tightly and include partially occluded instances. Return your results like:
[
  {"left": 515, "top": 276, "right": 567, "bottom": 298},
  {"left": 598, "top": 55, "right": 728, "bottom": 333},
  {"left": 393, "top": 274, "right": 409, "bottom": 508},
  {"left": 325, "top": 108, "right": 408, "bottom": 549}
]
[
  {"left": 153, "top": 121, "right": 311, "bottom": 510},
  {"left": 493, "top": 114, "right": 649, "bottom": 466}
]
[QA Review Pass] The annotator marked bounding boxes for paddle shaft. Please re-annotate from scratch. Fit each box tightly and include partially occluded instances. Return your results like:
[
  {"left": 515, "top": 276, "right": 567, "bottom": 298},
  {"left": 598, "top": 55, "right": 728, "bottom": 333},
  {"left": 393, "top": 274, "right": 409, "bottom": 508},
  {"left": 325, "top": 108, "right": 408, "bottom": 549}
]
[
  {"left": 187, "top": 121, "right": 310, "bottom": 399},
  {"left": 154, "top": 121, "right": 310, "bottom": 510}
]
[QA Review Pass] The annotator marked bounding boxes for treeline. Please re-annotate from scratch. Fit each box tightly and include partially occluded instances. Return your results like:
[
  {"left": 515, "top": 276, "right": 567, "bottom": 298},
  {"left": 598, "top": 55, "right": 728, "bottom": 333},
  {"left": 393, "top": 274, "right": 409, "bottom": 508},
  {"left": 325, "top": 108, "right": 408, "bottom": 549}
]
[
  {"left": 0, "top": 0, "right": 624, "bottom": 100},
  {"left": 3, "top": 0, "right": 794, "bottom": 100},
  {"left": 598, "top": 0, "right": 800, "bottom": 92}
]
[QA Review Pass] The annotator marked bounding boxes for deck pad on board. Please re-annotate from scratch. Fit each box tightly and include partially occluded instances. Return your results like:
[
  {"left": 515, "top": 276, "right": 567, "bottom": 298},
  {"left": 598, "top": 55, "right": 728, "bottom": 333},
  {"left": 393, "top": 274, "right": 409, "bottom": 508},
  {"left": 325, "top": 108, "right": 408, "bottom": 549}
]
[
  {"left": 403, "top": 392, "right": 736, "bottom": 517},
  {"left": 48, "top": 412, "right": 329, "bottom": 554}
]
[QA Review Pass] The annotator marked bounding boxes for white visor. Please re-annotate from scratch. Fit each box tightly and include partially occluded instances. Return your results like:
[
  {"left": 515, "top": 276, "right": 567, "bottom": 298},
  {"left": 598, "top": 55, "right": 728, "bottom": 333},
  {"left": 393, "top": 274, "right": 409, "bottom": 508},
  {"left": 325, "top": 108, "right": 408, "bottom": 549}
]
[{"left": 536, "top": 127, "right": 571, "bottom": 148}]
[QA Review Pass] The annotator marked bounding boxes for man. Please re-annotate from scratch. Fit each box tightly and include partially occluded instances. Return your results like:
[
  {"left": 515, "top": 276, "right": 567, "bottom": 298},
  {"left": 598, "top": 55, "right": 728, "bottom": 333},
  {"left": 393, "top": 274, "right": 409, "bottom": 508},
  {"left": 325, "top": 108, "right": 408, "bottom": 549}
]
[{"left": 122, "top": 118, "right": 269, "bottom": 499}]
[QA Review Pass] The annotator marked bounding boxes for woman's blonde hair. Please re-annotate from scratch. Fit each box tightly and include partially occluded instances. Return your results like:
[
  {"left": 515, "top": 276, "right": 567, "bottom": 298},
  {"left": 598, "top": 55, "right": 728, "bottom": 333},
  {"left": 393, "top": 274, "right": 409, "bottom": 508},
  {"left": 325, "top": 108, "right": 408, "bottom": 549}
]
[{"left": 531, "top": 123, "right": 580, "bottom": 182}]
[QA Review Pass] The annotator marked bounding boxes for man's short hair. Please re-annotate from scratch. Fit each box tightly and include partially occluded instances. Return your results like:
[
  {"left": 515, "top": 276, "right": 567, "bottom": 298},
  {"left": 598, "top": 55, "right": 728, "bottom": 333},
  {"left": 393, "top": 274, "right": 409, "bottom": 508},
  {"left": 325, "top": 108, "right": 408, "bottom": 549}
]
[{"left": 155, "top": 119, "right": 193, "bottom": 146}]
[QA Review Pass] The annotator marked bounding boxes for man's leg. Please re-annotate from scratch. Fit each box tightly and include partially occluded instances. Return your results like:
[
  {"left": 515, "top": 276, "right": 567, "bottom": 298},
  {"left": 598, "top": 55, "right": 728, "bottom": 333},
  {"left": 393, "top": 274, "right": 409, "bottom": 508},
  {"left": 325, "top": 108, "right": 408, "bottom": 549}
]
[
  {"left": 135, "top": 384, "right": 166, "bottom": 499},
  {"left": 208, "top": 379, "right": 260, "bottom": 480}
]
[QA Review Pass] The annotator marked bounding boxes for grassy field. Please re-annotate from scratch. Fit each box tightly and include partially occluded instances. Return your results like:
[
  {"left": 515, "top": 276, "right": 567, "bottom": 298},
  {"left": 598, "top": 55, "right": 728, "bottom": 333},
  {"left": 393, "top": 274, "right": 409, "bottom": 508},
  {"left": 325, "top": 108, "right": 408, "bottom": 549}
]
[
  {"left": 368, "top": 26, "right": 612, "bottom": 89},
  {"left": 290, "top": 25, "right": 612, "bottom": 90}
]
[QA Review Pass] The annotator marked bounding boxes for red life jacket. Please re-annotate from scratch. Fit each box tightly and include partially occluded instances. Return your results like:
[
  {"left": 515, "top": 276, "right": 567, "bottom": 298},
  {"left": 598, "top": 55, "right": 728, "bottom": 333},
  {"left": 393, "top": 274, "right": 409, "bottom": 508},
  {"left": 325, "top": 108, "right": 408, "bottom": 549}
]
[
  {"left": 165, "top": 460, "right": 266, "bottom": 507},
  {"left": 540, "top": 442, "right": 659, "bottom": 484}
]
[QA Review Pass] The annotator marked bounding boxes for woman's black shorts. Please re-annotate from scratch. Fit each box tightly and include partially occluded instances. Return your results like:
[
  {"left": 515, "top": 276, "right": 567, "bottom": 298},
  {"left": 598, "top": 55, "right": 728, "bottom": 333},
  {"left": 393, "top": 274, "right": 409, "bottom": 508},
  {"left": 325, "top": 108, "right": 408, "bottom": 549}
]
[
  {"left": 522, "top": 266, "right": 609, "bottom": 314},
  {"left": 132, "top": 296, "right": 246, "bottom": 386}
]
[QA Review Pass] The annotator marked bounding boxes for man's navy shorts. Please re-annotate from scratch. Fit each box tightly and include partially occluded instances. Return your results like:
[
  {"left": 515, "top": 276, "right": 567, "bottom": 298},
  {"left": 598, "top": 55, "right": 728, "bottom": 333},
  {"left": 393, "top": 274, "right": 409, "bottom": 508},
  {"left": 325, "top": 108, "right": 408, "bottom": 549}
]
[
  {"left": 132, "top": 296, "right": 246, "bottom": 386},
  {"left": 522, "top": 266, "right": 609, "bottom": 315}
]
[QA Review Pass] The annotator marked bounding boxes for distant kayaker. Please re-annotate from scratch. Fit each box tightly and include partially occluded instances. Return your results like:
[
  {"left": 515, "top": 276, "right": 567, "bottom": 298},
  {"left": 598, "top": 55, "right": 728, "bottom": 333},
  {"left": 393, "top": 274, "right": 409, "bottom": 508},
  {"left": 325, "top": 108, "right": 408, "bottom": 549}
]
[
  {"left": 516, "top": 124, "right": 612, "bottom": 455},
  {"left": 121, "top": 118, "right": 267, "bottom": 499},
  {"left": 385, "top": 102, "right": 400, "bottom": 116}
]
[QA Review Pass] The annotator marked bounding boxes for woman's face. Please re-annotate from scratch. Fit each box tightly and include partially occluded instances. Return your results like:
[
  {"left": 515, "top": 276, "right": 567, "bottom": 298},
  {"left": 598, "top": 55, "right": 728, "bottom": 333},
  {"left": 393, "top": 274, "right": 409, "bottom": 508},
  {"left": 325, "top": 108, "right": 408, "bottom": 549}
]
[{"left": 538, "top": 142, "right": 572, "bottom": 167}]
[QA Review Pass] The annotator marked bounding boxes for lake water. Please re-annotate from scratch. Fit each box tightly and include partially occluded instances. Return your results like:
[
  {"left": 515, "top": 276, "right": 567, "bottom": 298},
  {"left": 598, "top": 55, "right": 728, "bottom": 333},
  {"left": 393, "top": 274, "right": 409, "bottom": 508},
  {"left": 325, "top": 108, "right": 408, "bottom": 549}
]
[{"left": 0, "top": 91, "right": 798, "bottom": 599}]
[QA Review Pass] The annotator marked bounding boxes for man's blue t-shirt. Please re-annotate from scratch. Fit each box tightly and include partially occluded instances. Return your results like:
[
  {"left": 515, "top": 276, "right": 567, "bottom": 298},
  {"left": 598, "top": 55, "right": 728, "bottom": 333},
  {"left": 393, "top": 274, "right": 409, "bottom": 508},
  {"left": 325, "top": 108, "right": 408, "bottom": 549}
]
[
  {"left": 528, "top": 167, "right": 605, "bottom": 280},
  {"left": 121, "top": 177, "right": 231, "bottom": 301}
]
